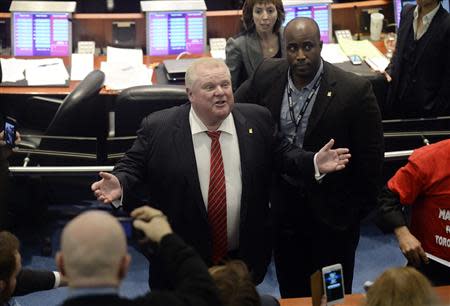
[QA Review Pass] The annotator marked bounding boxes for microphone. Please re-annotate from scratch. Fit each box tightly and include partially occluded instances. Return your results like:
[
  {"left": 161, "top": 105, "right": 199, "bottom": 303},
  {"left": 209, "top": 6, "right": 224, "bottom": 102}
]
[{"left": 107, "top": 0, "right": 114, "bottom": 12}]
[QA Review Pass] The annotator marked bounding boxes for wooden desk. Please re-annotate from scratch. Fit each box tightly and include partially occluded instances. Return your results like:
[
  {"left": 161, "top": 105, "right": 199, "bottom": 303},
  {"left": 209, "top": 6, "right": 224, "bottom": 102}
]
[
  {"left": 279, "top": 285, "right": 450, "bottom": 306},
  {"left": 0, "top": 54, "right": 205, "bottom": 96}
]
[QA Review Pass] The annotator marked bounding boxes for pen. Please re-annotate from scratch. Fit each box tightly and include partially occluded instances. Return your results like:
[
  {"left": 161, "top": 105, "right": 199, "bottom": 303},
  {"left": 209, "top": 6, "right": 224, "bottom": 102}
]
[{"left": 37, "top": 63, "right": 59, "bottom": 67}]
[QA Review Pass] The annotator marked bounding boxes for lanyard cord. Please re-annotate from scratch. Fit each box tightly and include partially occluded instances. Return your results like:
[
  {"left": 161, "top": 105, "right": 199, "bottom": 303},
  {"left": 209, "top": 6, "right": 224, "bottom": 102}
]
[{"left": 287, "top": 72, "right": 323, "bottom": 143}]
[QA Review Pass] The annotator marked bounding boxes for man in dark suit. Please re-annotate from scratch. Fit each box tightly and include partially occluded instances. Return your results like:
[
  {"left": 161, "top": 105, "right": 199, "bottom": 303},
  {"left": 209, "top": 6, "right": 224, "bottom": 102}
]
[
  {"left": 0, "top": 231, "right": 62, "bottom": 306},
  {"left": 235, "top": 17, "right": 384, "bottom": 297},
  {"left": 91, "top": 58, "right": 351, "bottom": 290},
  {"left": 57, "top": 207, "right": 221, "bottom": 306},
  {"left": 385, "top": 0, "right": 450, "bottom": 118}
]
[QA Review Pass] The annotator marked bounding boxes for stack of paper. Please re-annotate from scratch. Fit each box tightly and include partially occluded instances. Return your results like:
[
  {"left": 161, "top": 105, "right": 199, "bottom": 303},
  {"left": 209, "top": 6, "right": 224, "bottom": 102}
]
[
  {"left": 338, "top": 39, "right": 384, "bottom": 59},
  {"left": 1, "top": 58, "right": 69, "bottom": 85},
  {"left": 365, "top": 56, "right": 390, "bottom": 72},
  {"left": 338, "top": 39, "right": 390, "bottom": 72},
  {"left": 321, "top": 44, "right": 349, "bottom": 63},
  {"left": 101, "top": 46, "right": 153, "bottom": 90},
  {"left": 70, "top": 53, "right": 94, "bottom": 81}
]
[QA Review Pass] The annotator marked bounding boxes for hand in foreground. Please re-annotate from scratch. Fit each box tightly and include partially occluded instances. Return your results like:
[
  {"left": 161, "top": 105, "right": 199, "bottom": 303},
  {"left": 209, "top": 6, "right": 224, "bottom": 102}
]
[
  {"left": 316, "top": 139, "right": 351, "bottom": 174},
  {"left": 320, "top": 295, "right": 327, "bottom": 306},
  {"left": 91, "top": 172, "right": 122, "bottom": 204},
  {"left": 0, "top": 131, "right": 21, "bottom": 159},
  {"left": 131, "top": 206, "right": 172, "bottom": 243},
  {"left": 394, "top": 226, "right": 428, "bottom": 267}
]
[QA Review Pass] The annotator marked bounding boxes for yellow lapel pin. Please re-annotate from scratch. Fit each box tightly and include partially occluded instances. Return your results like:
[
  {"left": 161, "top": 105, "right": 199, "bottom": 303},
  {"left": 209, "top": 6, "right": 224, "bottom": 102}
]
[
  {"left": 249, "top": 128, "right": 253, "bottom": 134},
  {"left": 327, "top": 91, "right": 332, "bottom": 97}
]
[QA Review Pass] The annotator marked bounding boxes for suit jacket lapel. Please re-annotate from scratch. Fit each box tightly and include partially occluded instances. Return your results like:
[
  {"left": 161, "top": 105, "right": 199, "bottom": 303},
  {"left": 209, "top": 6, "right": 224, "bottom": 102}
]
[
  {"left": 173, "top": 104, "right": 208, "bottom": 220},
  {"left": 269, "top": 61, "right": 290, "bottom": 126},
  {"left": 305, "top": 62, "right": 336, "bottom": 141},
  {"left": 232, "top": 107, "right": 251, "bottom": 225},
  {"left": 246, "top": 31, "right": 264, "bottom": 72},
  {"left": 412, "top": 6, "right": 445, "bottom": 69}
]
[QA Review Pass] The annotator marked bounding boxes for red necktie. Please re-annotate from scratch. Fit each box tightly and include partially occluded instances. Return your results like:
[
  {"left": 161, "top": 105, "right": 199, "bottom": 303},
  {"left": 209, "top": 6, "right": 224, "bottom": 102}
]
[{"left": 206, "top": 131, "right": 227, "bottom": 264}]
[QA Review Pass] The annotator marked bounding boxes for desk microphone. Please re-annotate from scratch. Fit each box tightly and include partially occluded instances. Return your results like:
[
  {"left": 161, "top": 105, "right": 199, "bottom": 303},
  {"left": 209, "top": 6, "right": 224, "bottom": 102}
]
[{"left": 107, "top": 0, "right": 114, "bottom": 12}]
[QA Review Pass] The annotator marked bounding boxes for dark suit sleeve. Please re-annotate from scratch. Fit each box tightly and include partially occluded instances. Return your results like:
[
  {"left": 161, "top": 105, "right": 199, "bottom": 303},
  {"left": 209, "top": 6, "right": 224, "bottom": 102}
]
[
  {"left": 13, "top": 269, "right": 56, "bottom": 296},
  {"left": 274, "top": 136, "right": 315, "bottom": 179},
  {"left": 349, "top": 80, "right": 384, "bottom": 218},
  {"left": 375, "top": 185, "right": 407, "bottom": 233},
  {"left": 135, "top": 234, "right": 222, "bottom": 306}
]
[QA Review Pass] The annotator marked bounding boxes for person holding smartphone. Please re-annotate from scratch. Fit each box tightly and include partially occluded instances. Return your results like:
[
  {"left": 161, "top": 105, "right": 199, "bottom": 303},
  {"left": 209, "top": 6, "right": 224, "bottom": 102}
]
[{"left": 0, "top": 124, "right": 20, "bottom": 230}]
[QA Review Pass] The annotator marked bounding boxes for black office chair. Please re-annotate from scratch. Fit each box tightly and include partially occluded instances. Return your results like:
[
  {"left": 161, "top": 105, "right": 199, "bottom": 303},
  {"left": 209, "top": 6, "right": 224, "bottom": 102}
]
[
  {"left": 15, "top": 70, "right": 106, "bottom": 166},
  {"left": 108, "top": 84, "right": 188, "bottom": 159}
]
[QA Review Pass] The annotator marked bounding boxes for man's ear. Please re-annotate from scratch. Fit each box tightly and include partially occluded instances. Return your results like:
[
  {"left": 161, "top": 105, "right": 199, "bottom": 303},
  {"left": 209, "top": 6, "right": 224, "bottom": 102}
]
[
  {"left": 118, "top": 254, "right": 131, "bottom": 281},
  {"left": 55, "top": 251, "right": 66, "bottom": 277},
  {"left": 0, "top": 279, "right": 5, "bottom": 292},
  {"left": 186, "top": 88, "right": 193, "bottom": 102}
]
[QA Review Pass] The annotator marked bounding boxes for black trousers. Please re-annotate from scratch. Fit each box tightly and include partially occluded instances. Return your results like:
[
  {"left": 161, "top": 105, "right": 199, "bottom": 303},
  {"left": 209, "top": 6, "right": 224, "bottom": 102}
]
[{"left": 272, "top": 178, "right": 360, "bottom": 298}]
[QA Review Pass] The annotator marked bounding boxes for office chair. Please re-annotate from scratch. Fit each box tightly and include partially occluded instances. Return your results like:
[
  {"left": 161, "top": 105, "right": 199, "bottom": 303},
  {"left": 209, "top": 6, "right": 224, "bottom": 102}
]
[
  {"left": 108, "top": 84, "right": 188, "bottom": 159},
  {"left": 16, "top": 70, "right": 106, "bottom": 166}
]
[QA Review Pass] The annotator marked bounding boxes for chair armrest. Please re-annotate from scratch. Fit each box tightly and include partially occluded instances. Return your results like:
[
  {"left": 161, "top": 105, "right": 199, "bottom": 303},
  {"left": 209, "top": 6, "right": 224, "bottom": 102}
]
[
  {"left": 26, "top": 96, "right": 64, "bottom": 105},
  {"left": 22, "top": 96, "right": 65, "bottom": 131}
]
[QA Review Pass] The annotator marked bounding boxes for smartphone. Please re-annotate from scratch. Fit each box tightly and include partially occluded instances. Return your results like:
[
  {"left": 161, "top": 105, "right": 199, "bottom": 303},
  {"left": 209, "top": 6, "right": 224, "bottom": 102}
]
[
  {"left": 3, "top": 116, "right": 17, "bottom": 148},
  {"left": 322, "top": 263, "right": 345, "bottom": 305},
  {"left": 349, "top": 55, "right": 362, "bottom": 65}
]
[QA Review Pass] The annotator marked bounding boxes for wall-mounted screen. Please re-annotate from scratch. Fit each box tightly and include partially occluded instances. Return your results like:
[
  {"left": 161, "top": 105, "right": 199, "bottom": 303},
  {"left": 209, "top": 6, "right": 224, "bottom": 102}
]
[
  {"left": 394, "top": 0, "right": 450, "bottom": 27},
  {"left": 283, "top": 2, "right": 332, "bottom": 43},
  {"left": 146, "top": 10, "right": 206, "bottom": 56},
  {"left": 11, "top": 11, "right": 71, "bottom": 56}
]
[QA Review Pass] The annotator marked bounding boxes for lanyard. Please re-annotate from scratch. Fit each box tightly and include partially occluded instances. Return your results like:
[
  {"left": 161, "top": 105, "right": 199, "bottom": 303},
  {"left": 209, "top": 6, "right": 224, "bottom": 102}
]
[{"left": 287, "top": 72, "right": 323, "bottom": 143}]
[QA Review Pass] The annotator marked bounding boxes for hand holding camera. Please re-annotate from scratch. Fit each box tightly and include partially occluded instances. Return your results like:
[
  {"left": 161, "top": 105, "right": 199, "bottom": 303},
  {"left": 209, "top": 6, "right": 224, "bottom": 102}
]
[
  {"left": 131, "top": 206, "right": 172, "bottom": 243},
  {"left": 1, "top": 117, "right": 21, "bottom": 159}
]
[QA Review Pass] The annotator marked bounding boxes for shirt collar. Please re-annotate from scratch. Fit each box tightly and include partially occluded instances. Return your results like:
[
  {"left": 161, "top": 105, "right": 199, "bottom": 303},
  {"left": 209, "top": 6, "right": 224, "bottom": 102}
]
[
  {"left": 414, "top": 3, "right": 440, "bottom": 25},
  {"left": 69, "top": 287, "right": 118, "bottom": 298},
  {"left": 287, "top": 59, "right": 324, "bottom": 94},
  {"left": 189, "top": 105, "right": 235, "bottom": 136}
]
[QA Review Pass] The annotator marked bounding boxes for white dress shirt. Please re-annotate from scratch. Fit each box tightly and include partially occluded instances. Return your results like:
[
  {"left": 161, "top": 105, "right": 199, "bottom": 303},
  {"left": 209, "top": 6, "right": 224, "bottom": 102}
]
[
  {"left": 413, "top": 3, "right": 440, "bottom": 40},
  {"left": 190, "top": 107, "right": 242, "bottom": 251}
]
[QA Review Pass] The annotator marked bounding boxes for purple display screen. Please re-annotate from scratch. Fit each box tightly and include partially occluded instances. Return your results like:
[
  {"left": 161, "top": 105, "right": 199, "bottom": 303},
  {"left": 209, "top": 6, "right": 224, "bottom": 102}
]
[
  {"left": 284, "top": 5, "right": 331, "bottom": 43},
  {"left": 13, "top": 12, "right": 70, "bottom": 56},
  {"left": 147, "top": 11, "right": 205, "bottom": 56}
]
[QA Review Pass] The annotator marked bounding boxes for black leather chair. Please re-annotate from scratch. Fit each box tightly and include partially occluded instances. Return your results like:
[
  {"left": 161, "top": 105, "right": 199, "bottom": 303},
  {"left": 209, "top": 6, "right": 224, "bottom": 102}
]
[
  {"left": 108, "top": 84, "right": 188, "bottom": 159},
  {"left": 15, "top": 70, "right": 106, "bottom": 166}
]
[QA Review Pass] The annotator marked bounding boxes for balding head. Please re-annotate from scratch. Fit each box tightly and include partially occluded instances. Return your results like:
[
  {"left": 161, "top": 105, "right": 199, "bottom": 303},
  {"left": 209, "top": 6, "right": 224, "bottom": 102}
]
[
  {"left": 284, "top": 17, "right": 323, "bottom": 88},
  {"left": 57, "top": 211, "right": 130, "bottom": 287},
  {"left": 185, "top": 57, "right": 230, "bottom": 90},
  {"left": 284, "top": 17, "right": 321, "bottom": 41}
]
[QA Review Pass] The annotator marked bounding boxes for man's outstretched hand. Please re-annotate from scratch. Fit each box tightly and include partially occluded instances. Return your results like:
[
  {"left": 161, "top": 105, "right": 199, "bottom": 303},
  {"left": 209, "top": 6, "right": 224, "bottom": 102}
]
[
  {"left": 316, "top": 139, "right": 351, "bottom": 174},
  {"left": 91, "top": 172, "right": 122, "bottom": 204}
]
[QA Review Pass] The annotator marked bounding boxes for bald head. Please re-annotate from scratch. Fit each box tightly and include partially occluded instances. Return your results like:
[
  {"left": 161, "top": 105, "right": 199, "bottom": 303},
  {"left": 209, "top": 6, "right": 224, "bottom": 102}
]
[
  {"left": 284, "top": 17, "right": 321, "bottom": 41},
  {"left": 58, "top": 211, "right": 129, "bottom": 287}
]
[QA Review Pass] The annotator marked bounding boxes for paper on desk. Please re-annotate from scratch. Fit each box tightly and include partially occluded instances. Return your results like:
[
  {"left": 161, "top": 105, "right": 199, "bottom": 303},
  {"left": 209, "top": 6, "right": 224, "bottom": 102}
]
[
  {"left": 0, "top": 58, "right": 28, "bottom": 82},
  {"left": 338, "top": 39, "right": 384, "bottom": 59},
  {"left": 70, "top": 53, "right": 94, "bottom": 80},
  {"left": 25, "top": 58, "right": 69, "bottom": 86},
  {"left": 321, "top": 43, "right": 349, "bottom": 63},
  {"left": 106, "top": 46, "right": 143, "bottom": 66},
  {"left": 101, "top": 61, "right": 153, "bottom": 91},
  {"left": 365, "top": 56, "right": 390, "bottom": 72}
]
